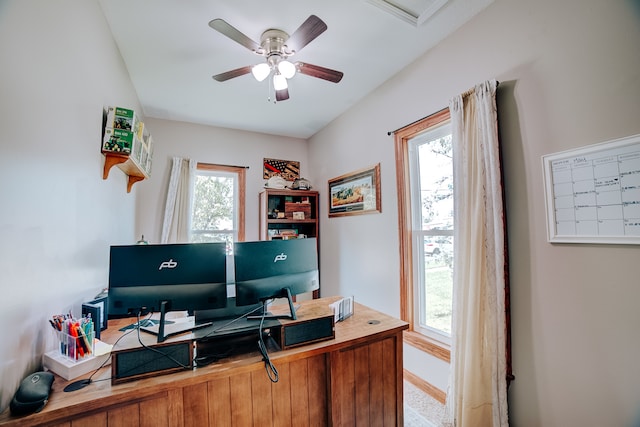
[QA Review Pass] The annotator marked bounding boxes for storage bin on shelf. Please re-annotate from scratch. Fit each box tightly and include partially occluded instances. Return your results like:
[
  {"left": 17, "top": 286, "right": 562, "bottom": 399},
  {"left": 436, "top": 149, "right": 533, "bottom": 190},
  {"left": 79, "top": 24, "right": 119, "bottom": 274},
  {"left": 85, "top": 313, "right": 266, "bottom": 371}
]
[{"left": 284, "top": 201, "right": 312, "bottom": 219}]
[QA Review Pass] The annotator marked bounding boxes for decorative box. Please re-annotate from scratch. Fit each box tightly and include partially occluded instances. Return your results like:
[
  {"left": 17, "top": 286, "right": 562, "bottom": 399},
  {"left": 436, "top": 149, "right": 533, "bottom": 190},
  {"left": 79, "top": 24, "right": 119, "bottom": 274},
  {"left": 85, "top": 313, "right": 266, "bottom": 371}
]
[{"left": 284, "top": 202, "right": 311, "bottom": 219}]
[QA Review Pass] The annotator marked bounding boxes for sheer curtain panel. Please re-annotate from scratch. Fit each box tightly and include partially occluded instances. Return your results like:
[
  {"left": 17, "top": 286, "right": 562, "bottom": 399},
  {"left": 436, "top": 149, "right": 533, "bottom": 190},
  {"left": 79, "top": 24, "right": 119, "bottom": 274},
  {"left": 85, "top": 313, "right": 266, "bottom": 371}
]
[
  {"left": 445, "top": 79, "right": 509, "bottom": 427},
  {"left": 160, "top": 157, "right": 195, "bottom": 243}
]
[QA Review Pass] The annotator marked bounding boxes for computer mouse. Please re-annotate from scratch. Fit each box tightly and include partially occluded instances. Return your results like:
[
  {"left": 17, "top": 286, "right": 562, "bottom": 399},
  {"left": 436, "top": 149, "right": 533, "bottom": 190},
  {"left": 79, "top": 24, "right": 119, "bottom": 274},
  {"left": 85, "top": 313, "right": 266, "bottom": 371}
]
[{"left": 10, "top": 371, "right": 54, "bottom": 416}]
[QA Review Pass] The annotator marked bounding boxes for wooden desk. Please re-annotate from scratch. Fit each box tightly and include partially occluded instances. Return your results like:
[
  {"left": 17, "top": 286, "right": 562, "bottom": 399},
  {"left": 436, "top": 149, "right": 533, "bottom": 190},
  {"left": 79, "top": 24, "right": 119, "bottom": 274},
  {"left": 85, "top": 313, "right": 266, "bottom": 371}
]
[{"left": 0, "top": 297, "right": 408, "bottom": 427}]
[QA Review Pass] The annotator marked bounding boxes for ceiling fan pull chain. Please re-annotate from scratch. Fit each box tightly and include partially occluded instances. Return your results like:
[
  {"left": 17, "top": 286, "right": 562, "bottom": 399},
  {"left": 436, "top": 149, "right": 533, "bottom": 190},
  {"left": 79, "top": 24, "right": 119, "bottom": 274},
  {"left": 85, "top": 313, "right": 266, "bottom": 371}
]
[{"left": 267, "top": 74, "right": 276, "bottom": 104}]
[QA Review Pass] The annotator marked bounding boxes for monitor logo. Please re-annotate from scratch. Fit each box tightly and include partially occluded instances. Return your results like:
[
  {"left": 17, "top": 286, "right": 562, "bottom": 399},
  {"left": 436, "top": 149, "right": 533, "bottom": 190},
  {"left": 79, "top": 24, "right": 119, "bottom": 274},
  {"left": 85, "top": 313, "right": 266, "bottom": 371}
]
[
  {"left": 274, "top": 253, "right": 287, "bottom": 263},
  {"left": 159, "top": 259, "right": 178, "bottom": 270}
]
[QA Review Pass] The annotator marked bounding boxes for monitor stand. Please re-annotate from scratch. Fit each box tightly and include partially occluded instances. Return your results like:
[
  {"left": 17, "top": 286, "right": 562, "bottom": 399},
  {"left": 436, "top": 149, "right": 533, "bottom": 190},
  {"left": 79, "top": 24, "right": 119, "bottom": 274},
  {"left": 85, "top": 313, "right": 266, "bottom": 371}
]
[
  {"left": 157, "top": 300, "right": 170, "bottom": 342},
  {"left": 247, "top": 288, "right": 298, "bottom": 321},
  {"left": 153, "top": 301, "right": 211, "bottom": 343}
]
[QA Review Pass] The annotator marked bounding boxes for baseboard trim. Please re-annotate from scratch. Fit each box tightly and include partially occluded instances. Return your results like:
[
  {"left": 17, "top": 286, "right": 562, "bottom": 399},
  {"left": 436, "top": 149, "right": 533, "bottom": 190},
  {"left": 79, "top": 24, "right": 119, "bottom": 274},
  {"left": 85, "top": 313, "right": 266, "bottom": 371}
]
[{"left": 403, "top": 369, "right": 446, "bottom": 404}]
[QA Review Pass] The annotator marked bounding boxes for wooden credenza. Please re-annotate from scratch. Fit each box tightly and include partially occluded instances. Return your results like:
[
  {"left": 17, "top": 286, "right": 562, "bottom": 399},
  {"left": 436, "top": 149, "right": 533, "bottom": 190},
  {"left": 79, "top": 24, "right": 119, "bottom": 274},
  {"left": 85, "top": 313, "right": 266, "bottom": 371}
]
[{"left": 0, "top": 297, "right": 408, "bottom": 427}]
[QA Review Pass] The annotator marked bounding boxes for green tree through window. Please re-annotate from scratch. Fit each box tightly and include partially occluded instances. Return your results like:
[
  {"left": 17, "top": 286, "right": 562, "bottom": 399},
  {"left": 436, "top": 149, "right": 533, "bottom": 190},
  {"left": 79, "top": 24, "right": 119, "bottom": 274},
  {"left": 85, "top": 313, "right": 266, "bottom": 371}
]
[{"left": 191, "top": 163, "right": 246, "bottom": 246}]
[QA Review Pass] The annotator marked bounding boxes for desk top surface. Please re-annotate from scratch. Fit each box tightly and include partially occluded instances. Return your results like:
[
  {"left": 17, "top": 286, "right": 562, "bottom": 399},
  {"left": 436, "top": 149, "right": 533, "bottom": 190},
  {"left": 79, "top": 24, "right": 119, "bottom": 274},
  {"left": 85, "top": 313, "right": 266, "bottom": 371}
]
[{"left": 0, "top": 297, "right": 408, "bottom": 426}]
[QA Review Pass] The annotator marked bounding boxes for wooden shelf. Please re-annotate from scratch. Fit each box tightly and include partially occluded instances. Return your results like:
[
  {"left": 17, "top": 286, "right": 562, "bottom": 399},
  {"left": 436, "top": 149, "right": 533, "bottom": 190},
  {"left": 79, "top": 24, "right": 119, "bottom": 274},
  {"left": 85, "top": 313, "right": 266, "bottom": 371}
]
[
  {"left": 101, "top": 106, "right": 153, "bottom": 193},
  {"left": 102, "top": 152, "right": 148, "bottom": 193},
  {"left": 266, "top": 218, "right": 317, "bottom": 224},
  {"left": 260, "top": 188, "right": 320, "bottom": 298},
  {"left": 259, "top": 189, "right": 319, "bottom": 240}
]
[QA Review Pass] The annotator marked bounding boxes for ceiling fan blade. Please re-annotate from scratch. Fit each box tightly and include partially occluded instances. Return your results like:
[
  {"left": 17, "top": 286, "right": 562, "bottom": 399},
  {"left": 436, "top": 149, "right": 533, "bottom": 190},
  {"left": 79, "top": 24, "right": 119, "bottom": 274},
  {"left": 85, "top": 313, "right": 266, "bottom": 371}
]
[
  {"left": 209, "top": 19, "right": 262, "bottom": 53},
  {"left": 285, "top": 15, "right": 327, "bottom": 54},
  {"left": 296, "top": 62, "right": 344, "bottom": 83},
  {"left": 212, "top": 66, "right": 252, "bottom": 82},
  {"left": 275, "top": 88, "right": 290, "bottom": 101}
]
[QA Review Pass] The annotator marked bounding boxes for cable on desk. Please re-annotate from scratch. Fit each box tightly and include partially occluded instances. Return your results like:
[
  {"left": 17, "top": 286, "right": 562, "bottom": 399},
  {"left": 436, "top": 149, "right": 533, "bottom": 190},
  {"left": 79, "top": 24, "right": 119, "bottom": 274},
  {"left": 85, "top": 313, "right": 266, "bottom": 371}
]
[
  {"left": 258, "top": 300, "right": 279, "bottom": 383},
  {"left": 63, "top": 320, "right": 138, "bottom": 392},
  {"left": 66, "top": 311, "right": 193, "bottom": 392},
  {"left": 135, "top": 312, "right": 192, "bottom": 370},
  {"left": 197, "top": 304, "right": 266, "bottom": 340},
  {"left": 194, "top": 304, "right": 270, "bottom": 366}
]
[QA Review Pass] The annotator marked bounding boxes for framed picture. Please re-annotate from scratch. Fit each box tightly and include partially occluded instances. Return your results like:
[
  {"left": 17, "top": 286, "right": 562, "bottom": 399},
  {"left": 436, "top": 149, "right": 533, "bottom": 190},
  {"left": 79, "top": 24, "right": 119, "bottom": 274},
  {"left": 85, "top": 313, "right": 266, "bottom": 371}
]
[
  {"left": 328, "top": 164, "right": 381, "bottom": 217},
  {"left": 542, "top": 133, "right": 640, "bottom": 244},
  {"left": 263, "top": 158, "right": 300, "bottom": 181}
]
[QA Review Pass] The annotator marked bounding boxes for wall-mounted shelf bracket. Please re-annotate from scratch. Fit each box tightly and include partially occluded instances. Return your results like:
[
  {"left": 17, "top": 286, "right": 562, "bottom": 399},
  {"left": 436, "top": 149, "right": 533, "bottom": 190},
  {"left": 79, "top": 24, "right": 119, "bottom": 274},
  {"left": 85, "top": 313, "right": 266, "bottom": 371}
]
[{"left": 102, "top": 152, "right": 148, "bottom": 193}]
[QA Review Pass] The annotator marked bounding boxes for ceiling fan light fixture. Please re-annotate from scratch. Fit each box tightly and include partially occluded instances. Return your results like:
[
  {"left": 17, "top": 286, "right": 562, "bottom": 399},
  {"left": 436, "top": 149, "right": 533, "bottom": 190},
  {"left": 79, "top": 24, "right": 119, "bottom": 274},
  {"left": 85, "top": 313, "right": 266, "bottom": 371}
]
[
  {"left": 278, "top": 60, "right": 296, "bottom": 79},
  {"left": 273, "top": 73, "right": 288, "bottom": 90},
  {"left": 251, "top": 63, "right": 271, "bottom": 82},
  {"left": 210, "top": 15, "right": 343, "bottom": 101}
]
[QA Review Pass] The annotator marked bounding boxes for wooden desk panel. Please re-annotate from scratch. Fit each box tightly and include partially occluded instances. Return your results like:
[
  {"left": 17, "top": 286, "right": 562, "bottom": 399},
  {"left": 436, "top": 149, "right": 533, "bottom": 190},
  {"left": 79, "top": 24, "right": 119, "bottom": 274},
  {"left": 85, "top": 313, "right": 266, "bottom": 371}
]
[{"left": 0, "top": 298, "right": 408, "bottom": 427}]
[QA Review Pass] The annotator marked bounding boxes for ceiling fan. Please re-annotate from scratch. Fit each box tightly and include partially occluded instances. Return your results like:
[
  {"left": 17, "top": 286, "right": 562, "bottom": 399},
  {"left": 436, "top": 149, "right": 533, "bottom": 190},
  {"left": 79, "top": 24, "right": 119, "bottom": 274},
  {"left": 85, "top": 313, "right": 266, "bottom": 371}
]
[{"left": 209, "top": 15, "right": 344, "bottom": 102}]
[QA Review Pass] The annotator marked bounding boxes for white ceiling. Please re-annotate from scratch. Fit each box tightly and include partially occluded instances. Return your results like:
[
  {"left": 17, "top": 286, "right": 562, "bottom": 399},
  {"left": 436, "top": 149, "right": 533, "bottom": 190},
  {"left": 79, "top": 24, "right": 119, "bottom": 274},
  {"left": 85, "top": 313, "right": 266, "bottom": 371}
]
[{"left": 98, "top": 0, "right": 492, "bottom": 139}]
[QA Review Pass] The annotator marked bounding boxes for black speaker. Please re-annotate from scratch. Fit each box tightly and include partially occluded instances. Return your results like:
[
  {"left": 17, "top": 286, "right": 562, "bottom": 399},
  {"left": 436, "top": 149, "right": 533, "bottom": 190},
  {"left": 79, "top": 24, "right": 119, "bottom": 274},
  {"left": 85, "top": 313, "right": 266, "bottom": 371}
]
[
  {"left": 111, "top": 340, "right": 193, "bottom": 384},
  {"left": 277, "top": 314, "right": 335, "bottom": 350}
]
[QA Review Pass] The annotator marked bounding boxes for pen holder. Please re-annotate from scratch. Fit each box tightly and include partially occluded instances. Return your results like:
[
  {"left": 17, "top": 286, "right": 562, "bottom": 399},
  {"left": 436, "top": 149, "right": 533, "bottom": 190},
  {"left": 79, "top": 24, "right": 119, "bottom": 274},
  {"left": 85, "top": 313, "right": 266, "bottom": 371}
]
[{"left": 56, "top": 329, "right": 95, "bottom": 362}]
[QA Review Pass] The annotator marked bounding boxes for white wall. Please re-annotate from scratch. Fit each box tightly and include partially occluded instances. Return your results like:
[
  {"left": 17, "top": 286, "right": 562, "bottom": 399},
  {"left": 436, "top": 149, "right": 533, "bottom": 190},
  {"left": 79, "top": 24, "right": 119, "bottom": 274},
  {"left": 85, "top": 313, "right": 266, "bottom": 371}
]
[
  {"left": 0, "top": 1, "right": 309, "bottom": 414},
  {"left": 309, "top": 0, "right": 640, "bottom": 425},
  {"left": 134, "top": 118, "right": 308, "bottom": 244},
  {"left": 0, "top": 0, "right": 143, "bottom": 412}
]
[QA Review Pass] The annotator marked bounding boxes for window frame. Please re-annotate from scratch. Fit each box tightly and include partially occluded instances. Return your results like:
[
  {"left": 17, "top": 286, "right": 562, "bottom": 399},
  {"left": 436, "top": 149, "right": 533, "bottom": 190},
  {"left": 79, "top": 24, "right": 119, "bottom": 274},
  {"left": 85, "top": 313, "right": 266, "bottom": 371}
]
[
  {"left": 394, "top": 108, "right": 451, "bottom": 362},
  {"left": 408, "top": 127, "right": 453, "bottom": 344},
  {"left": 192, "top": 163, "right": 246, "bottom": 243}
]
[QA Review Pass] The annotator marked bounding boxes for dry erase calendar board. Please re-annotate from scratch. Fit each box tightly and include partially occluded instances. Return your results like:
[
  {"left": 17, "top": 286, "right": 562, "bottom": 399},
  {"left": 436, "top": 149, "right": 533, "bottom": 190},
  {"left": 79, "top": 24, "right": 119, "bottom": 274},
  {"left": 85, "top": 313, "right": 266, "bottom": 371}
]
[{"left": 542, "top": 133, "right": 640, "bottom": 244}]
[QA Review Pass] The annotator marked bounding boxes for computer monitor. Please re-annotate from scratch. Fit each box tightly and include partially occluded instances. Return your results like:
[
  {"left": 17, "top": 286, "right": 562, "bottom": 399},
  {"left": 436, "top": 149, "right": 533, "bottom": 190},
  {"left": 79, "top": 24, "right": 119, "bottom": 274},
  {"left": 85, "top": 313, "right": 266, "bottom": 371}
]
[
  {"left": 234, "top": 238, "right": 319, "bottom": 320},
  {"left": 108, "top": 242, "right": 228, "bottom": 342}
]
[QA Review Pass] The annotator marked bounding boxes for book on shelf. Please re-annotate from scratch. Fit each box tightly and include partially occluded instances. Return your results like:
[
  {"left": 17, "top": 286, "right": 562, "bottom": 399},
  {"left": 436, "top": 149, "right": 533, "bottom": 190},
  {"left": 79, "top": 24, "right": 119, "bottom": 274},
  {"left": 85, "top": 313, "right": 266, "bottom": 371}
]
[
  {"left": 271, "top": 235, "right": 298, "bottom": 240},
  {"left": 268, "top": 229, "right": 301, "bottom": 240}
]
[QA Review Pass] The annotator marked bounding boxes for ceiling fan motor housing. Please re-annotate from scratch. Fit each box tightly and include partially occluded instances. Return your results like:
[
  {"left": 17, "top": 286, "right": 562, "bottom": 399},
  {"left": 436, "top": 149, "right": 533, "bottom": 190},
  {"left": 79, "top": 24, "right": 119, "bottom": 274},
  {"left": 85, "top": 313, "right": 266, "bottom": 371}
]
[{"left": 260, "top": 29, "right": 291, "bottom": 57}]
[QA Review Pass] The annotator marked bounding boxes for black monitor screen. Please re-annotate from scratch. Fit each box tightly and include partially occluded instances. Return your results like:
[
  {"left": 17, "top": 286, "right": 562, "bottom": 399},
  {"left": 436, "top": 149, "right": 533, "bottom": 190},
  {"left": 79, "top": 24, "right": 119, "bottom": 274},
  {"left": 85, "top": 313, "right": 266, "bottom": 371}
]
[
  {"left": 234, "top": 238, "right": 319, "bottom": 309},
  {"left": 108, "top": 242, "right": 228, "bottom": 318}
]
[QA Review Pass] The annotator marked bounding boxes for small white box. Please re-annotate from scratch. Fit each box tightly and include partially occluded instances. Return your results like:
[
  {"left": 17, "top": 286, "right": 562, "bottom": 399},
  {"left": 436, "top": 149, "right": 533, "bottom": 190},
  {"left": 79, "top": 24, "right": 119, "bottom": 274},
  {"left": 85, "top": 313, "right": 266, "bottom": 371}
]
[{"left": 43, "top": 341, "right": 111, "bottom": 380}]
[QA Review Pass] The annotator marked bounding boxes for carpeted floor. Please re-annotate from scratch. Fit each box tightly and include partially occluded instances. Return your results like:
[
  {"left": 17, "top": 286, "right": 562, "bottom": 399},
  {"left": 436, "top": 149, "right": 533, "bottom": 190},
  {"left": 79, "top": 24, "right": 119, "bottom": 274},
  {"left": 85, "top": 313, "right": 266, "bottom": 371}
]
[{"left": 404, "top": 380, "right": 445, "bottom": 427}]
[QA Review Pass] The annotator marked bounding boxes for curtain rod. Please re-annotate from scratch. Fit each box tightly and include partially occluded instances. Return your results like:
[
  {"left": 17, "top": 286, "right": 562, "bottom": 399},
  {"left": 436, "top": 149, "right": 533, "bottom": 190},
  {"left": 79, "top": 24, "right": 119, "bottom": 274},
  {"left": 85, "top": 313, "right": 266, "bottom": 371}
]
[
  {"left": 387, "top": 80, "right": 499, "bottom": 136},
  {"left": 458, "top": 79, "right": 500, "bottom": 98},
  {"left": 197, "top": 162, "right": 249, "bottom": 169}
]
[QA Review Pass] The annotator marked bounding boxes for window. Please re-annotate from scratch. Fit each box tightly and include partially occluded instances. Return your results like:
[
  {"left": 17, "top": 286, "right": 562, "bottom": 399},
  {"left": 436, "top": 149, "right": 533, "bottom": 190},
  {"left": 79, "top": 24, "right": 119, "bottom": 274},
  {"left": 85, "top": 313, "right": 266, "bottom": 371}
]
[
  {"left": 191, "top": 163, "right": 246, "bottom": 246},
  {"left": 395, "top": 108, "right": 452, "bottom": 360},
  {"left": 409, "top": 123, "right": 453, "bottom": 340}
]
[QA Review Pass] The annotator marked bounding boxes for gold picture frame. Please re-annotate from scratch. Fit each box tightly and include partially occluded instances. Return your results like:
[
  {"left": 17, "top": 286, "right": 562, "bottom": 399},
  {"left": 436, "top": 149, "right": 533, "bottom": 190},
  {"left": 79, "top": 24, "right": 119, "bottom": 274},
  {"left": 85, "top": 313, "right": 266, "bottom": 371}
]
[{"left": 328, "top": 164, "right": 381, "bottom": 217}]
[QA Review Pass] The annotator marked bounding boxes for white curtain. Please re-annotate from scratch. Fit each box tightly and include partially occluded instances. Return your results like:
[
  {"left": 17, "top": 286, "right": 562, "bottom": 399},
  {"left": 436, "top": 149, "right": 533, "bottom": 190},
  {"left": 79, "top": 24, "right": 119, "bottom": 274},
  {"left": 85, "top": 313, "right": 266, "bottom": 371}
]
[
  {"left": 445, "top": 80, "right": 508, "bottom": 426},
  {"left": 160, "top": 157, "right": 196, "bottom": 244}
]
